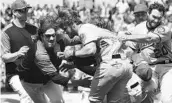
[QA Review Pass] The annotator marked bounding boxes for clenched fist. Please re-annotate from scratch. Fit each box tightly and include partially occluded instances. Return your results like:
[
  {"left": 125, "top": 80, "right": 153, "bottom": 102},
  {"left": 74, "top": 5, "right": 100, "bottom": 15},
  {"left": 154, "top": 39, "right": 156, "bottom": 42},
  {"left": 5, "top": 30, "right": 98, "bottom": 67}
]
[
  {"left": 17, "top": 46, "right": 30, "bottom": 58},
  {"left": 57, "top": 45, "right": 82, "bottom": 60}
]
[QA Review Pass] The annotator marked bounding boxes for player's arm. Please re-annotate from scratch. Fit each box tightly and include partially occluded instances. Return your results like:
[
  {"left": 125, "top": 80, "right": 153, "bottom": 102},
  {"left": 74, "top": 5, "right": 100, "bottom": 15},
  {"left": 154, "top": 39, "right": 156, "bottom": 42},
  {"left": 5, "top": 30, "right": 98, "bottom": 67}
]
[
  {"left": 1, "top": 31, "right": 25, "bottom": 63},
  {"left": 123, "top": 26, "right": 170, "bottom": 43},
  {"left": 59, "top": 42, "right": 97, "bottom": 59},
  {"left": 61, "top": 26, "right": 97, "bottom": 59},
  {"left": 124, "top": 33, "right": 151, "bottom": 43},
  {"left": 120, "top": 31, "right": 155, "bottom": 43},
  {"left": 74, "top": 42, "right": 97, "bottom": 58},
  {"left": 74, "top": 30, "right": 97, "bottom": 58}
]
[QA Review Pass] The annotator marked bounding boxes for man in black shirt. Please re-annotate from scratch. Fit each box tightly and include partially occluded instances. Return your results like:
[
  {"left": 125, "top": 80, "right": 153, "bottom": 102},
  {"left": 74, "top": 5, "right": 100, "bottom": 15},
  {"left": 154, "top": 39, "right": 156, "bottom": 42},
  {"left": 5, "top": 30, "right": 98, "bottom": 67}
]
[
  {"left": 1, "top": 0, "right": 72, "bottom": 103},
  {"left": 1, "top": 0, "right": 35, "bottom": 102}
]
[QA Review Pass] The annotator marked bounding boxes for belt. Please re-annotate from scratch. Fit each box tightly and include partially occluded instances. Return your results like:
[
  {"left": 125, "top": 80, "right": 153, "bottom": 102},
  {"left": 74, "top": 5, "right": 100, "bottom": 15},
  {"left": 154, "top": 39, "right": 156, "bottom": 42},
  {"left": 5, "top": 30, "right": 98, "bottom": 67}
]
[
  {"left": 112, "top": 54, "right": 121, "bottom": 59},
  {"left": 130, "top": 82, "right": 139, "bottom": 89}
]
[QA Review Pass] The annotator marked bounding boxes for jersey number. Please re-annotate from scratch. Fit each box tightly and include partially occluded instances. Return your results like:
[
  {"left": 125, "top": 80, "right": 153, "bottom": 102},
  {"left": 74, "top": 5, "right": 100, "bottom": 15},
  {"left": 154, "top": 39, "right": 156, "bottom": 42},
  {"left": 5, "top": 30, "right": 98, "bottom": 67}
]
[{"left": 154, "top": 46, "right": 168, "bottom": 58}]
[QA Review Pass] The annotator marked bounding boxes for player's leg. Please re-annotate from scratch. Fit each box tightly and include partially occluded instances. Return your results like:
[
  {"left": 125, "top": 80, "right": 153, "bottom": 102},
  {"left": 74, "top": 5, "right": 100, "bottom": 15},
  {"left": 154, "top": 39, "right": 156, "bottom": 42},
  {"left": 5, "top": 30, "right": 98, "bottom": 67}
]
[
  {"left": 43, "top": 81, "right": 64, "bottom": 103},
  {"left": 107, "top": 60, "right": 133, "bottom": 103},
  {"left": 9, "top": 75, "right": 33, "bottom": 103},
  {"left": 21, "top": 81, "right": 48, "bottom": 103},
  {"left": 88, "top": 60, "right": 132, "bottom": 103}
]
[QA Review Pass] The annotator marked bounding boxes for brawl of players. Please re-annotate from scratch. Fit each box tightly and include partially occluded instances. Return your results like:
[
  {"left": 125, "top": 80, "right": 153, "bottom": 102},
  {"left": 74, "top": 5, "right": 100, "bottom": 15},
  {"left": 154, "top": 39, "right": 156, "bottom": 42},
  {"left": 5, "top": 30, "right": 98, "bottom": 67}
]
[{"left": 1, "top": 0, "right": 172, "bottom": 103}]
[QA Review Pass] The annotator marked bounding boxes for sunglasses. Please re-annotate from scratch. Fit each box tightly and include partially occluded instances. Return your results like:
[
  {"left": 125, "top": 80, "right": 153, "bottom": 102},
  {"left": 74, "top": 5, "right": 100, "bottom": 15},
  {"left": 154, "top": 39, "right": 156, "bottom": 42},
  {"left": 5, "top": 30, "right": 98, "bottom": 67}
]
[
  {"left": 15, "top": 8, "right": 28, "bottom": 13},
  {"left": 44, "top": 34, "right": 56, "bottom": 38},
  {"left": 134, "top": 12, "right": 147, "bottom": 17}
]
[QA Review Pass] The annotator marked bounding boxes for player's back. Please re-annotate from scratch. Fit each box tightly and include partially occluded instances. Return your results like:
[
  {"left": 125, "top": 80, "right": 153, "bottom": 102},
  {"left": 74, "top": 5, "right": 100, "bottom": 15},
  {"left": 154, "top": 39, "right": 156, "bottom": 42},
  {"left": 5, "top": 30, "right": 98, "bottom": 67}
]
[
  {"left": 78, "top": 23, "right": 121, "bottom": 62},
  {"left": 78, "top": 23, "right": 115, "bottom": 39}
]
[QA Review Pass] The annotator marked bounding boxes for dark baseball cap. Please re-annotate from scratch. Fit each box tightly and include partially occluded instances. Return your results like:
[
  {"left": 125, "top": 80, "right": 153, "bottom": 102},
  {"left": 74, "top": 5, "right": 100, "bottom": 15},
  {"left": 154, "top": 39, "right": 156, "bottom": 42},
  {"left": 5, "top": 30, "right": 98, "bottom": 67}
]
[
  {"left": 11, "top": 0, "right": 31, "bottom": 10},
  {"left": 135, "top": 63, "right": 152, "bottom": 81},
  {"left": 134, "top": 4, "right": 148, "bottom": 14}
]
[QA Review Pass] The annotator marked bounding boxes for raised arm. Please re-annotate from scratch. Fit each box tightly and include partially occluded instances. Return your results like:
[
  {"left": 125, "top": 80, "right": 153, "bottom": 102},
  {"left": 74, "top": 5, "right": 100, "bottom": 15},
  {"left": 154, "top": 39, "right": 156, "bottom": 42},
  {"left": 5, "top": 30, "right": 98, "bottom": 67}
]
[{"left": 121, "top": 26, "right": 171, "bottom": 43}]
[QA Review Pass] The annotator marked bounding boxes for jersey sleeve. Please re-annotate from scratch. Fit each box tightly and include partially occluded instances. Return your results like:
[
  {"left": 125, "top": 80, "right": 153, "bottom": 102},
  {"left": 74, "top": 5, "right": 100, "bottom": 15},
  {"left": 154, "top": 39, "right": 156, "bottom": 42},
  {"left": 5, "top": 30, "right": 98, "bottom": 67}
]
[
  {"left": 1, "top": 30, "right": 11, "bottom": 55},
  {"left": 153, "top": 25, "right": 171, "bottom": 42}
]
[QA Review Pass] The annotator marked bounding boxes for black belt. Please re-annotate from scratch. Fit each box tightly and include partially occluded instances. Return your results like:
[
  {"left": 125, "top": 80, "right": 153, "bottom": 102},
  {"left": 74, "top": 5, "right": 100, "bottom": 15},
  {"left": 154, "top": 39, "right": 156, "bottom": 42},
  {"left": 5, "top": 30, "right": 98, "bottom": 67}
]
[
  {"left": 112, "top": 54, "right": 121, "bottom": 59},
  {"left": 130, "top": 82, "right": 139, "bottom": 89}
]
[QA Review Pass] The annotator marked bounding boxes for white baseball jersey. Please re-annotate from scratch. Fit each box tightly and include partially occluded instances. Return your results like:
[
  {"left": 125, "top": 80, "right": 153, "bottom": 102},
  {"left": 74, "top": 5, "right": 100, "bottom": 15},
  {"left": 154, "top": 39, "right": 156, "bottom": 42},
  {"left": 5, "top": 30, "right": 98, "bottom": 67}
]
[{"left": 78, "top": 23, "right": 122, "bottom": 62}]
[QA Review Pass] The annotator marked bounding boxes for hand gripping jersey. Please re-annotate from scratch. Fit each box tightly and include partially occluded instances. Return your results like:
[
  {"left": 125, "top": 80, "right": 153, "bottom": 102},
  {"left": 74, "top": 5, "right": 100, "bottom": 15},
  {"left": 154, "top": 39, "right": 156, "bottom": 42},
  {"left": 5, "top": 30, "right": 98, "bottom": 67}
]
[{"left": 78, "top": 24, "right": 122, "bottom": 63}]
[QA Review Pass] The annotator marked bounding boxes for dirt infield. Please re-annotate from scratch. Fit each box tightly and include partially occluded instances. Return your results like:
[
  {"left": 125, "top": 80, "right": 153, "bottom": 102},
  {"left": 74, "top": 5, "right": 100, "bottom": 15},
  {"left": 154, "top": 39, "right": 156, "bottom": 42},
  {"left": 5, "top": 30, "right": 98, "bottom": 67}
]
[{"left": 1, "top": 91, "right": 86, "bottom": 103}]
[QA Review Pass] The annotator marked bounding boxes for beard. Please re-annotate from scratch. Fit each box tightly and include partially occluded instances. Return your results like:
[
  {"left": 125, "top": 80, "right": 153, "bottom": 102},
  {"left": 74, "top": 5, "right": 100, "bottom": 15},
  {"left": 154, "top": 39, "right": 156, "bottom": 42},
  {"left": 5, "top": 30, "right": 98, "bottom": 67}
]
[
  {"left": 147, "top": 19, "right": 161, "bottom": 29},
  {"left": 47, "top": 42, "right": 56, "bottom": 48}
]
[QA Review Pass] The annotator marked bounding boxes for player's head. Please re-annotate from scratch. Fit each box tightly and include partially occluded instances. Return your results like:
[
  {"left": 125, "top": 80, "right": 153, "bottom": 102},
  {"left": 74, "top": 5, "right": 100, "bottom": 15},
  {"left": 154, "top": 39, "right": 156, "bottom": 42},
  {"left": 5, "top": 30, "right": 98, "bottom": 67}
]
[
  {"left": 134, "top": 4, "right": 148, "bottom": 24},
  {"left": 56, "top": 9, "right": 81, "bottom": 37},
  {"left": 38, "top": 16, "right": 57, "bottom": 49},
  {"left": 11, "top": 0, "right": 31, "bottom": 22},
  {"left": 147, "top": 2, "right": 165, "bottom": 29},
  {"left": 89, "top": 16, "right": 108, "bottom": 29},
  {"left": 134, "top": 63, "right": 152, "bottom": 81},
  {"left": 67, "top": 10, "right": 82, "bottom": 37}
]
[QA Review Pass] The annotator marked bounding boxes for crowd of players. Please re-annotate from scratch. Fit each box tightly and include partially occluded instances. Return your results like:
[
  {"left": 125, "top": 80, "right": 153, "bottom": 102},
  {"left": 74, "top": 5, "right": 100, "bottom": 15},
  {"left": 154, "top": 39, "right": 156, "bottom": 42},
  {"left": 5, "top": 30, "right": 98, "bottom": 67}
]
[{"left": 1, "top": 0, "right": 172, "bottom": 103}]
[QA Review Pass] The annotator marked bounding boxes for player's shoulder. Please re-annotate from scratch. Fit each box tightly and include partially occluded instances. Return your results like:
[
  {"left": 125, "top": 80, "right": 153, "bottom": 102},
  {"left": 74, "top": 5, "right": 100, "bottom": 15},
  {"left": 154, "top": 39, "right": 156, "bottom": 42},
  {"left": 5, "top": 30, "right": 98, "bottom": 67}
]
[
  {"left": 134, "top": 21, "right": 147, "bottom": 32},
  {"left": 80, "top": 23, "right": 97, "bottom": 29},
  {"left": 136, "top": 21, "right": 147, "bottom": 28},
  {"left": 2, "top": 23, "right": 13, "bottom": 32},
  {"left": 79, "top": 23, "right": 97, "bottom": 34},
  {"left": 156, "top": 24, "right": 170, "bottom": 34},
  {"left": 130, "top": 21, "right": 147, "bottom": 34}
]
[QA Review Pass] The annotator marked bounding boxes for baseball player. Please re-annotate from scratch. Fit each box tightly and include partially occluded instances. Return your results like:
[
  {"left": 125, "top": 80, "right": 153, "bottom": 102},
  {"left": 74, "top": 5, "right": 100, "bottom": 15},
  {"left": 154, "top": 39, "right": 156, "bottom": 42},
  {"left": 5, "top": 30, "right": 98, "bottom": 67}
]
[
  {"left": 57, "top": 14, "right": 134, "bottom": 102},
  {"left": 120, "top": 2, "right": 172, "bottom": 103},
  {"left": 61, "top": 42, "right": 144, "bottom": 103}
]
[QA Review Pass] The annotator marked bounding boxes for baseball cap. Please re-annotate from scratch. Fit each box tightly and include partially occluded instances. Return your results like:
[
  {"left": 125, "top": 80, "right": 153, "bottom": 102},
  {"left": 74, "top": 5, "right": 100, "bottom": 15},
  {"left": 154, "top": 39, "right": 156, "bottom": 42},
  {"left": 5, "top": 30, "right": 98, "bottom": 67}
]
[
  {"left": 135, "top": 63, "right": 152, "bottom": 81},
  {"left": 11, "top": 0, "right": 31, "bottom": 10},
  {"left": 134, "top": 4, "right": 148, "bottom": 14}
]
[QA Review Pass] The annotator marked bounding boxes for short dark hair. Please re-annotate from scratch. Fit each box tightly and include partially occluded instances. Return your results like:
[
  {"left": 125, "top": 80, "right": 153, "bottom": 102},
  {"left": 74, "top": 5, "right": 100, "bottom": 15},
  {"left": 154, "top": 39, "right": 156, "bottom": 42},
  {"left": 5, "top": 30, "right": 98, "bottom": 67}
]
[
  {"left": 55, "top": 9, "right": 82, "bottom": 30},
  {"left": 38, "top": 15, "right": 57, "bottom": 37},
  {"left": 55, "top": 9, "right": 73, "bottom": 30},
  {"left": 69, "top": 10, "right": 82, "bottom": 25},
  {"left": 149, "top": 2, "right": 166, "bottom": 15},
  {"left": 88, "top": 16, "right": 113, "bottom": 31}
]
